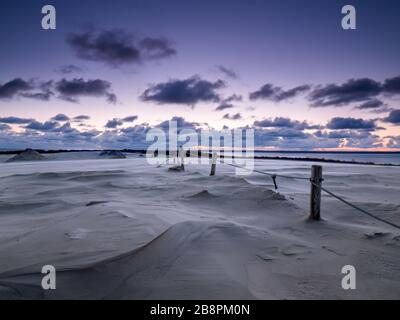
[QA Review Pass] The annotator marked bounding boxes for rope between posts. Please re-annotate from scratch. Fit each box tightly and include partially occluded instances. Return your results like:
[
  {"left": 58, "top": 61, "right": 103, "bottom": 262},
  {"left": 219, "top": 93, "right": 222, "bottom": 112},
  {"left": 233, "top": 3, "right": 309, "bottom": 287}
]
[
  {"left": 221, "top": 160, "right": 310, "bottom": 185},
  {"left": 312, "top": 182, "right": 400, "bottom": 230}
]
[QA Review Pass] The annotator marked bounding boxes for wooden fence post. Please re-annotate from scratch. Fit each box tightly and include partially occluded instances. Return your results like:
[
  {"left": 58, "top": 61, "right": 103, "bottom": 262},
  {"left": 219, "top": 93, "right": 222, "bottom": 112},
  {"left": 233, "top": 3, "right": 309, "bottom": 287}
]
[
  {"left": 309, "top": 165, "right": 323, "bottom": 220},
  {"left": 179, "top": 147, "right": 185, "bottom": 171},
  {"left": 210, "top": 152, "right": 217, "bottom": 176}
]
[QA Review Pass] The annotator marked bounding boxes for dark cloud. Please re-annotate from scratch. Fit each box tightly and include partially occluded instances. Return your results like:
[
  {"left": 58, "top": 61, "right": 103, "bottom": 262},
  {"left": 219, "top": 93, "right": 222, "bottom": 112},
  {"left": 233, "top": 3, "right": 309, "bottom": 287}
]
[
  {"left": 67, "top": 29, "right": 139, "bottom": 66},
  {"left": 20, "top": 91, "right": 53, "bottom": 101},
  {"left": 247, "top": 75, "right": 400, "bottom": 108},
  {"left": 0, "top": 78, "right": 33, "bottom": 99},
  {"left": 122, "top": 115, "right": 138, "bottom": 122},
  {"left": 51, "top": 114, "right": 70, "bottom": 121},
  {"left": 215, "top": 94, "right": 242, "bottom": 111},
  {"left": 249, "top": 84, "right": 276, "bottom": 101},
  {"left": 223, "top": 94, "right": 242, "bottom": 103},
  {"left": 383, "top": 109, "right": 400, "bottom": 124},
  {"left": 1, "top": 77, "right": 117, "bottom": 103},
  {"left": 0, "top": 78, "right": 53, "bottom": 101},
  {"left": 25, "top": 81, "right": 54, "bottom": 101},
  {"left": 119, "top": 125, "right": 149, "bottom": 136},
  {"left": 326, "top": 117, "right": 376, "bottom": 130},
  {"left": 139, "top": 37, "right": 176, "bottom": 60},
  {"left": 369, "top": 107, "right": 395, "bottom": 114},
  {"left": 217, "top": 65, "right": 239, "bottom": 79},
  {"left": 224, "top": 94, "right": 243, "bottom": 102},
  {"left": 249, "top": 84, "right": 310, "bottom": 102},
  {"left": 215, "top": 103, "right": 234, "bottom": 111},
  {"left": 141, "top": 76, "right": 225, "bottom": 106},
  {"left": 223, "top": 113, "right": 242, "bottom": 120},
  {"left": 275, "top": 85, "right": 311, "bottom": 101},
  {"left": 105, "top": 118, "right": 123, "bottom": 129},
  {"left": 254, "top": 117, "right": 321, "bottom": 130},
  {"left": 73, "top": 115, "right": 90, "bottom": 121},
  {"left": 25, "top": 121, "right": 60, "bottom": 132},
  {"left": 55, "top": 78, "right": 117, "bottom": 104},
  {"left": 309, "top": 78, "right": 382, "bottom": 107},
  {"left": 105, "top": 115, "right": 138, "bottom": 128},
  {"left": 354, "top": 99, "right": 385, "bottom": 110},
  {"left": 354, "top": 99, "right": 395, "bottom": 114},
  {"left": 0, "top": 116, "right": 33, "bottom": 124},
  {"left": 307, "top": 75, "right": 400, "bottom": 109},
  {"left": 314, "top": 130, "right": 348, "bottom": 139},
  {"left": 55, "top": 65, "right": 83, "bottom": 74},
  {"left": 120, "top": 125, "right": 149, "bottom": 135},
  {"left": 382, "top": 76, "right": 400, "bottom": 94},
  {"left": 52, "top": 122, "right": 78, "bottom": 134},
  {"left": 67, "top": 29, "right": 176, "bottom": 67}
]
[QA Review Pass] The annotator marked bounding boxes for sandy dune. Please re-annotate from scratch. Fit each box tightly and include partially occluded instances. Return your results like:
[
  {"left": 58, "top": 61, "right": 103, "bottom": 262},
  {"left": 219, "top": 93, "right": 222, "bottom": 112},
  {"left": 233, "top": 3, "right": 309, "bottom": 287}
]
[{"left": 0, "top": 155, "right": 399, "bottom": 299}]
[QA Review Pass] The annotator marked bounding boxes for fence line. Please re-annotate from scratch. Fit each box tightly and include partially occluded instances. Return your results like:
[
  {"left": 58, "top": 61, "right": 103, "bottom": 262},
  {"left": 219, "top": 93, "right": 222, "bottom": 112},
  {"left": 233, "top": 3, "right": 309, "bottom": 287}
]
[
  {"left": 220, "top": 158, "right": 400, "bottom": 230},
  {"left": 162, "top": 153, "right": 400, "bottom": 231}
]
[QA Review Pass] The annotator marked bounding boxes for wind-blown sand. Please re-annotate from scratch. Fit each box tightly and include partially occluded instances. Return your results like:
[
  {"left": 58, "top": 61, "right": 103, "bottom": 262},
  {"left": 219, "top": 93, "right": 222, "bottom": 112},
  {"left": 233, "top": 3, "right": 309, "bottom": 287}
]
[{"left": 0, "top": 154, "right": 399, "bottom": 299}]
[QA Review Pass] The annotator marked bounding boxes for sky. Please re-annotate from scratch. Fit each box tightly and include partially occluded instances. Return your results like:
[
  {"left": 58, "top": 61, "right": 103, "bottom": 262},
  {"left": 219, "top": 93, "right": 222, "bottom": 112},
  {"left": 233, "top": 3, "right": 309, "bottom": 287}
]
[{"left": 0, "top": 0, "right": 399, "bottom": 150}]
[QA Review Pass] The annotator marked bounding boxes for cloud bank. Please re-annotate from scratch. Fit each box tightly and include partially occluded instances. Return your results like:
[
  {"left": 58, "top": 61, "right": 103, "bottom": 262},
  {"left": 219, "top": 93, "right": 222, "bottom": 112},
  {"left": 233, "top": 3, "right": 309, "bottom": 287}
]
[{"left": 141, "top": 76, "right": 225, "bottom": 106}]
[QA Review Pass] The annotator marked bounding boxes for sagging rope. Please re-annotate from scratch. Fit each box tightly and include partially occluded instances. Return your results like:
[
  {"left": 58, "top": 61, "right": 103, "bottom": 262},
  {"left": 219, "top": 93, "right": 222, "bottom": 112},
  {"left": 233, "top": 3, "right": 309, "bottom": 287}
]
[
  {"left": 221, "top": 160, "right": 309, "bottom": 190},
  {"left": 314, "top": 182, "right": 400, "bottom": 230}
]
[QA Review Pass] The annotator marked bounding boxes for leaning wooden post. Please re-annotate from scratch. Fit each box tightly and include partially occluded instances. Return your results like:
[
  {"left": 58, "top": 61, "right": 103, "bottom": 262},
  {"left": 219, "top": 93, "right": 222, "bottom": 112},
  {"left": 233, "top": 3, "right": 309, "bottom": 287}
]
[
  {"left": 179, "top": 147, "right": 185, "bottom": 171},
  {"left": 309, "top": 165, "right": 323, "bottom": 220},
  {"left": 210, "top": 152, "right": 217, "bottom": 176}
]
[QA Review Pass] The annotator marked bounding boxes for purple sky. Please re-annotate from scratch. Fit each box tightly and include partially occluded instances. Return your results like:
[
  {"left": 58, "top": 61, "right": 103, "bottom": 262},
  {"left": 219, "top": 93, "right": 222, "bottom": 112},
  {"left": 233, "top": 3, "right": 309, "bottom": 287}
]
[{"left": 0, "top": 0, "right": 399, "bottom": 150}]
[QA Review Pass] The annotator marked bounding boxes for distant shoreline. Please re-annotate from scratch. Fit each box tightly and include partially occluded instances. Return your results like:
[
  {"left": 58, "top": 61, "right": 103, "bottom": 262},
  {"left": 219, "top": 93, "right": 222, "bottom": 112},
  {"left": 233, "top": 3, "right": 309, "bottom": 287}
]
[
  {"left": 0, "top": 149, "right": 399, "bottom": 166},
  {"left": 1, "top": 149, "right": 399, "bottom": 155},
  {"left": 0, "top": 149, "right": 147, "bottom": 155}
]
